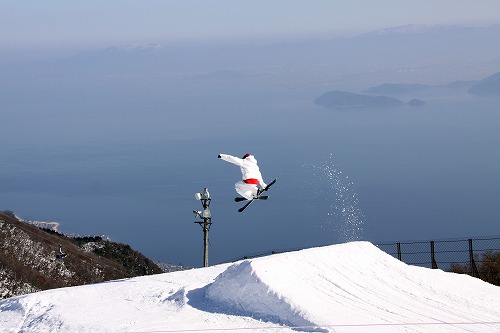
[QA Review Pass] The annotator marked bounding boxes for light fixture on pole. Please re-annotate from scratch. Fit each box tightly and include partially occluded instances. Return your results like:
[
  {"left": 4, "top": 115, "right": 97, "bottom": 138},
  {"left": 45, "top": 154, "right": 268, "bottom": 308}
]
[{"left": 194, "top": 188, "right": 212, "bottom": 267}]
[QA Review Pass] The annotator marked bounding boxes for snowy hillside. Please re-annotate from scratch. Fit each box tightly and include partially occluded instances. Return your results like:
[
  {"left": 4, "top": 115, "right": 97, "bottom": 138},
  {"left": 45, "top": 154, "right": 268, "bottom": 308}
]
[
  {"left": 0, "top": 212, "right": 164, "bottom": 300},
  {"left": 1, "top": 242, "right": 499, "bottom": 333}
]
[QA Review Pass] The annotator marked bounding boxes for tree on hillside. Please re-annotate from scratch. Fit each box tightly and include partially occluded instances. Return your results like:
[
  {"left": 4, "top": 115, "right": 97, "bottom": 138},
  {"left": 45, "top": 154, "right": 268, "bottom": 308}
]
[{"left": 449, "top": 251, "right": 500, "bottom": 286}]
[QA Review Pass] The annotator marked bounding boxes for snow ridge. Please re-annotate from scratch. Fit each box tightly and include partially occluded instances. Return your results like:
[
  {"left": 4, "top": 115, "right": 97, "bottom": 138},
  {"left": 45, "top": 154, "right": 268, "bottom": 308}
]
[
  {"left": 1, "top": 242, "right": 500, "bottom": 333},
  {"left": 206, "top": 260, "right": 323, "bottom": 331},
  {"left": 204, "top": 242, "right": 500, "bottom": 332}
]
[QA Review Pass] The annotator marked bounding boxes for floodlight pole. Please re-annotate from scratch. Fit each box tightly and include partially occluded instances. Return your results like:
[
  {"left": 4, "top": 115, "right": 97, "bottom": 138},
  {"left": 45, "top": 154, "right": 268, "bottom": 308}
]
[
  {"left": 194, "top": 188, "right": 212, "bottom": 267},
  {"left": 201, "top": 215, "right": 210, "bottom": 267}
]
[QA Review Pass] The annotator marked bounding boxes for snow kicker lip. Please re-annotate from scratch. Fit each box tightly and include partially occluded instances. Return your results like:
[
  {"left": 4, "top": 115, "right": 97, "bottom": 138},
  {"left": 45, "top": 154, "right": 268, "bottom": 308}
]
[{"left": 202, "top": 260, "right": 326, "bottom": 332}]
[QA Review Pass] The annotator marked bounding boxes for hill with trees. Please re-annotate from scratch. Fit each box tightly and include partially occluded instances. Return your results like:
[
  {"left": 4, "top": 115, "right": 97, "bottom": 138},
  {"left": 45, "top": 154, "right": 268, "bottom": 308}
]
[{"left": 0, "top": 211, "right": 164, "bottom": 299}]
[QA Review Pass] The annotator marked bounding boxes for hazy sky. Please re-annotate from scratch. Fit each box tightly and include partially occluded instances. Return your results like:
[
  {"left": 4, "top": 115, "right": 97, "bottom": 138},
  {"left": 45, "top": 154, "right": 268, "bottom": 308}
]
[{"left": 2, "top": 0, "right": 500, "bottom": 49}]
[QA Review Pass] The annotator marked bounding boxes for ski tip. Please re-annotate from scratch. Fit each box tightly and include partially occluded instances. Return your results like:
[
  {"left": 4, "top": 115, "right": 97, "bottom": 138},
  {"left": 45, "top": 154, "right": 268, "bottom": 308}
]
[{"left": 263, "top": 178, "right": 277, "bottom": 192}]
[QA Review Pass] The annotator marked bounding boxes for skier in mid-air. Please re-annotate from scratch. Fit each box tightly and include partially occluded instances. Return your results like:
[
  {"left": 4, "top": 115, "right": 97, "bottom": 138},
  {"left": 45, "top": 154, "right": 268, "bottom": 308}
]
[{"left": 218, "top": 153, "right": 267, "bottom": 200}]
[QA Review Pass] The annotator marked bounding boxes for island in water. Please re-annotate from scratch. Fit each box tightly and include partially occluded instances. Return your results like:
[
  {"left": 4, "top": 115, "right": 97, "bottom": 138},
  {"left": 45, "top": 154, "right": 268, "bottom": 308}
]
[{"left": 314, "top": 91, "right": 425, "bottom": 109}]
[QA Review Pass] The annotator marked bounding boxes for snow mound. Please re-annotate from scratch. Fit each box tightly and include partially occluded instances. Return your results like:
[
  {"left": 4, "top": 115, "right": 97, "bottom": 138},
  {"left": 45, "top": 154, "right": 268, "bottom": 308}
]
[
  {"left": 205, "top": 242, "right": 500, "bottom": 332},
  {"left": 1, "top": 241, "right": 500, "bottom": 333},
  {"left": 206, "top": 260, "right": 322, "bottom": 330}
]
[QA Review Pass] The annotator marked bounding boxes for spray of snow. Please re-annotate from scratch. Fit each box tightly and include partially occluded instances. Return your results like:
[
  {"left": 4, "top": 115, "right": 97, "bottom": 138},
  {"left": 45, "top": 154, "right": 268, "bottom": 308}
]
[{"left": 305, "top": 153, "right": 364, "bottom": 242}]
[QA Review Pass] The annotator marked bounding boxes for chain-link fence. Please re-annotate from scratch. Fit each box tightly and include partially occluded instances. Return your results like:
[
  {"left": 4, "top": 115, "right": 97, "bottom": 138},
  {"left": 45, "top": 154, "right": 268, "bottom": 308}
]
[
  {"left": 230, "top": 236, "right": 500, "bottom": 285},
  {"left": 376, "top": 236, "right": 500, "bottom": 283}
]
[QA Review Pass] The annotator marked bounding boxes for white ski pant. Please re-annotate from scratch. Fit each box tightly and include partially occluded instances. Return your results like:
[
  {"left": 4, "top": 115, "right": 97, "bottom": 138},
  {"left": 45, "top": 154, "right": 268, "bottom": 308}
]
[{"left": 235, "top": 181, "right": 258, "bottom": 200}]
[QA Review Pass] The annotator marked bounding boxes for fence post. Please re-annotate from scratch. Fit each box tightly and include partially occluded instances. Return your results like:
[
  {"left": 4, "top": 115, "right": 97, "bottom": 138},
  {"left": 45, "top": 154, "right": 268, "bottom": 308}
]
[
  {"left": 430, "top": 241, "right": 438, "bottom": 269},
  {"left": 468, "top": 238, "right": 480, "bottom": 278},
  {"left": 397, "top": 242, "right": 402, "bottom": 261}
]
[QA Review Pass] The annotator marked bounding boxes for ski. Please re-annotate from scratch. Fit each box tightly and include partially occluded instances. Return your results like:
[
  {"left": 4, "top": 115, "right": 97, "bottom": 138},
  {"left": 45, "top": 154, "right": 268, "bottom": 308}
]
[
  {"left": 237, "top": 199, "right": 255, "bottom": 212},
  {"left": 234, "top": 196, "right": 268, "bottom": 202},
  {"left": 237, "top": 178, "right": 276, "bottom": 212}
]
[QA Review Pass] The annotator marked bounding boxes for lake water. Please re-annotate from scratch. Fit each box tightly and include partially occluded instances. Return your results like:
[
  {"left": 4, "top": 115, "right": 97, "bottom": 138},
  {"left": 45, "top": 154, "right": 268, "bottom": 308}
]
[{"left": 1, "top": 75, "right": 499, "bottom": 267}]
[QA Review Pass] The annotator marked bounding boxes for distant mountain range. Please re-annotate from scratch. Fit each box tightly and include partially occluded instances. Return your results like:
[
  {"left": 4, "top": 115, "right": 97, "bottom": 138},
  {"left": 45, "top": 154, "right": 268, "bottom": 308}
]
[
  {"left": 468, "top": 72, "right": 500, "bottom": 95},
  {"left": 364, "top": 71, "right": 500, "bottom": 96},
  {"left": 2, "top": 24, "right": 499, "bottom": 80},
  {"left": 362, "top": 24, "right": 492, "bottom": 36},
  {"left": 315, "top": 71, "right": 500, "bottom": 109}
]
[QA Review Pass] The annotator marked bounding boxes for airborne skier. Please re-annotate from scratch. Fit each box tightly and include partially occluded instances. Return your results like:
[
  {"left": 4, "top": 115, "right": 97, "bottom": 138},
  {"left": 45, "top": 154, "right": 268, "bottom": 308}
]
[{"left": 218, "top": 153, "right": 267, "bottom": 200}]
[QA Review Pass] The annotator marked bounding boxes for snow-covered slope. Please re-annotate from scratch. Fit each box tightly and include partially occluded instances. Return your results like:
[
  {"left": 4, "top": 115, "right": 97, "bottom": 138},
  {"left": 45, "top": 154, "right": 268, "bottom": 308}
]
[{"left": 1, "top": 242, "right": 499, "bottom": 333}]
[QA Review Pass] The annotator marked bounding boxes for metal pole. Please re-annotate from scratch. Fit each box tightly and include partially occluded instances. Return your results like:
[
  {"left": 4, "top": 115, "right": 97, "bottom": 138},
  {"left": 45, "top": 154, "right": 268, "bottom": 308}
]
[
  {"left": 203, "top": 218, "right": 209, "bottom": 267},
  {"left": 468, "top": 238, "right": 480, "bottom": 278},
  {"left": 431, "top": 241, "right": 438, "bottom": 269},
  {"left": 194, "top": 189, "right": 212, "bottom": 268},
  {"left": 468, "top": 238, "right": 474, "bottom": 277},
  {"left": 397, "top": 242, "right": 402, "bottom": 261},
  {"left": 195, "top": 218, "right": 211, "bottom": 268}
]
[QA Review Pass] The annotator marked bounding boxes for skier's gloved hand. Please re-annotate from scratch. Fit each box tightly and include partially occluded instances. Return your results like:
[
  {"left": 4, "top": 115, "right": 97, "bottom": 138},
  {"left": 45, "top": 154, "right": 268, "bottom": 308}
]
[
  {"left": 218, "top": 154, "right": 221, "bottom": 158},
  {"left": 261, "top": 183, "right": 267, "bottom": 190}
]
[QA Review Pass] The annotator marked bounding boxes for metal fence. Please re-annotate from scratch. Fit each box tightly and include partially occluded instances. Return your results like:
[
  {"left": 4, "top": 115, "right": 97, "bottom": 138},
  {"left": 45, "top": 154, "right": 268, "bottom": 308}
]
[
  {"left": 230, "top": 236, "right": 500, "bottom": 282},
  {"left": 376, "top": 236, "right": 500, "bottom": 278}
]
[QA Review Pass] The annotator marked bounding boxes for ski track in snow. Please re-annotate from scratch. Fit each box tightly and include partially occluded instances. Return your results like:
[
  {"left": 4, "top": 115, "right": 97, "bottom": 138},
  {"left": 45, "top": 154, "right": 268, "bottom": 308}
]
[{"left": 1, "top": 242, "right": 500, "bottom": 333}]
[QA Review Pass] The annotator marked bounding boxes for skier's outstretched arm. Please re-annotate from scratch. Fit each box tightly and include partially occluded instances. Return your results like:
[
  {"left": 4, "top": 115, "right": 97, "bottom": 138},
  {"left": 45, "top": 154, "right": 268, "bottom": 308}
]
[{"left": 218, "top": 154, "right": 244, "bottom": 166}]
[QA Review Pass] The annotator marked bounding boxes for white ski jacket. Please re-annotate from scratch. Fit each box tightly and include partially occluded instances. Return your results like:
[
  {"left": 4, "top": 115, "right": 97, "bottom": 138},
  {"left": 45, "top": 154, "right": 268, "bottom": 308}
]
[{"left": 219, "top": 154, "right": 266, "bottom": 188}]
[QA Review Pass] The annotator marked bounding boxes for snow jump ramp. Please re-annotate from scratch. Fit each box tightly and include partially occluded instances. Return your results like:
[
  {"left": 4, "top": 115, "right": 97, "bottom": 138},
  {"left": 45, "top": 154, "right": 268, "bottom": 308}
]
[{"left": 194, "top": 241, "right": 500, "bottom": 332}]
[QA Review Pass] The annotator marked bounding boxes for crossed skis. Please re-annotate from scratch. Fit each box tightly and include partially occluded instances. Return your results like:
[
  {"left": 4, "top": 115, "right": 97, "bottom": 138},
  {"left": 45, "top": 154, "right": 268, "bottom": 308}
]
[{"left": 234, "top": 178, "right": 276, "bottom": 212}]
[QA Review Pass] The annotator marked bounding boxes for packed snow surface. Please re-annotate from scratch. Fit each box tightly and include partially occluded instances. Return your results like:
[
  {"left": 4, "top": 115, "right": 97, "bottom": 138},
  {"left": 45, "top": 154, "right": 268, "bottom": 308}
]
[{"left": 1, "top": 242, "right": 499, "bottom": 332}]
